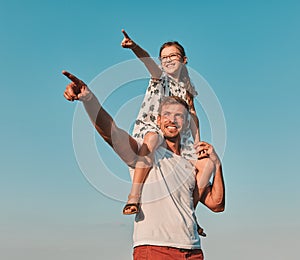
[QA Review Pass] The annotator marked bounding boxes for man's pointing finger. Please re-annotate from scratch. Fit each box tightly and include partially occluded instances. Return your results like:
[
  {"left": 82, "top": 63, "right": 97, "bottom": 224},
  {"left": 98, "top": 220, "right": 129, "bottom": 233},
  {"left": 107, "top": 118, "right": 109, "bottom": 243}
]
[
  {"left": 121, "top": 29, "right": 130, "bottom": 39},
  {"left": 62, "top": 70, "right": 82, "bottom": 84}
]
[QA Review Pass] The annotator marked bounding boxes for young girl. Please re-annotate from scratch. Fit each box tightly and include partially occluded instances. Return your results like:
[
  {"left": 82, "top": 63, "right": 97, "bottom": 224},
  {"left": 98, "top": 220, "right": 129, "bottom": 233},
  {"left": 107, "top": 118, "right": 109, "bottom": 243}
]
[{"left": 121, "top": 30, "right": 213, "bottom": 235}]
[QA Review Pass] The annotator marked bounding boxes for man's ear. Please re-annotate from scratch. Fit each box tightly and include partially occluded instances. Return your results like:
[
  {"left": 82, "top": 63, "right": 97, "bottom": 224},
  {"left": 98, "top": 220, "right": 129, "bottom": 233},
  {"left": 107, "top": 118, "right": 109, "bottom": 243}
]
[{"left": 157, "top": 115, "right": 161, "bottom": 126}]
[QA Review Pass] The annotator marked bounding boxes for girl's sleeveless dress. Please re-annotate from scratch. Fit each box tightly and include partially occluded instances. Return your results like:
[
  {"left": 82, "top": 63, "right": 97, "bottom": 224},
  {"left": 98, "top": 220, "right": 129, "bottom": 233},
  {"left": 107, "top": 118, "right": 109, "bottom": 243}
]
[{"left": 132, "top": 73, "right": 197, "bottom": 160}]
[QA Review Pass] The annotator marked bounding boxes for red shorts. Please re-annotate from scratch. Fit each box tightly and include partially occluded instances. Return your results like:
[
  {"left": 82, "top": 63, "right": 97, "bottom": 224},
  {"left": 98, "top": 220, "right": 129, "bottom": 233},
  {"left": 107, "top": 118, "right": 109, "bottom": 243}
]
[{"left": 133, "top": 245, "right": 204, "bottom": 260}]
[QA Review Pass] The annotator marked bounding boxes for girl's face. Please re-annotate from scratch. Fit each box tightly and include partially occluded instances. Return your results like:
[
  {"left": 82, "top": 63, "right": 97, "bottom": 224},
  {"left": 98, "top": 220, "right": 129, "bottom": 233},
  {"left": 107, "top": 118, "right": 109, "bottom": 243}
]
[{"left": 160, "top": 46, "right": 187, "bottom": 79}]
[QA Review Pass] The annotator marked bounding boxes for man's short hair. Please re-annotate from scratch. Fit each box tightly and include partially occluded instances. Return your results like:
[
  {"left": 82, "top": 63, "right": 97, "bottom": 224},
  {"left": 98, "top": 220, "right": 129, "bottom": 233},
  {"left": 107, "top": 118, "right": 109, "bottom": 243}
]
[{"left": 158, "top": 96, "right": 190, "bottom": 116}]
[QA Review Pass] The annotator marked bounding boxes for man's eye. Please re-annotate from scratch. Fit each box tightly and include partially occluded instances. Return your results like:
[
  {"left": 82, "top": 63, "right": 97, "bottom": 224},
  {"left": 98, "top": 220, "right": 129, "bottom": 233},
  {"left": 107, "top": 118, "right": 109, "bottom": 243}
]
[{"left": 175, "top": 114, "right": 184, "bottom": 119}]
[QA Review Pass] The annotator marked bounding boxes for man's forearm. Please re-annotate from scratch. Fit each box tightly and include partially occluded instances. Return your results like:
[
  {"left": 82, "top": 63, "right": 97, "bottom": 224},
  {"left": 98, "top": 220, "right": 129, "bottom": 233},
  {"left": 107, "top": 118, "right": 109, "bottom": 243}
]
[
  {"left": 210, "top": 163, "right": 225, "bottom": 211},
  {"left": 200, "top": 163, "right": 225, "bottom": 212},
  {"left": 82, "top": 94, "right": 139, "bottom": 167},
  {"left": 83, "top": 94, "right": 115, "bottom": 146}
]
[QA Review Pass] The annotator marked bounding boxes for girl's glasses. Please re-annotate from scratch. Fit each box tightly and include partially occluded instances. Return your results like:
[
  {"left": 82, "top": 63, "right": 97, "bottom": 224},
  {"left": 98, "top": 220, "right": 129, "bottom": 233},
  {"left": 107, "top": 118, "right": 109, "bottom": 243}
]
[{"left": 160, "top": 53, "right": 182, "bottom": 63}]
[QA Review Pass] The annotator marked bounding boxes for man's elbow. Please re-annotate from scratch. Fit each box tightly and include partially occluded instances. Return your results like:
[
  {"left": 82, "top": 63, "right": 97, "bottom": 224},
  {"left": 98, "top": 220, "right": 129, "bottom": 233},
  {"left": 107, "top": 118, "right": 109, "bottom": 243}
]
[
  {"left": 212, "top": 205, "right": 225, "bottom": 213},
  {"left": 211, "top": 201, "right": 225, "bottom": 213}
]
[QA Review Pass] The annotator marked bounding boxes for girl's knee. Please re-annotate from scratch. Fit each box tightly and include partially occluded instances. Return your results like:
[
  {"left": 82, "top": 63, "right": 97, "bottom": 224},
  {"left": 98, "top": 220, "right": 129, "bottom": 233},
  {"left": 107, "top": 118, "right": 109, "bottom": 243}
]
[{"left": 143, "top": 132, "right": 163, "bottom": 151}]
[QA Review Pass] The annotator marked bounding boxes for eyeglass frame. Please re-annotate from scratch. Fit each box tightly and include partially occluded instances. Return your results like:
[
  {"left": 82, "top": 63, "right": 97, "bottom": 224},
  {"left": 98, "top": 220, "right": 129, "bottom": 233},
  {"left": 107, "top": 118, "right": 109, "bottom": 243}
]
[{"left": 159, "top": 53, "right": 183, "bottom": 63}]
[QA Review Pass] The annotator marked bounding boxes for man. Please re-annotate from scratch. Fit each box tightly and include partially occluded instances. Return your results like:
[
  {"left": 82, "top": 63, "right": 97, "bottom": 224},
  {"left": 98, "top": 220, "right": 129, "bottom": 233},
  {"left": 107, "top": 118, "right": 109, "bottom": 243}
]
[{"left": 63, "top": 70, "right": 225, "bottom": 259}]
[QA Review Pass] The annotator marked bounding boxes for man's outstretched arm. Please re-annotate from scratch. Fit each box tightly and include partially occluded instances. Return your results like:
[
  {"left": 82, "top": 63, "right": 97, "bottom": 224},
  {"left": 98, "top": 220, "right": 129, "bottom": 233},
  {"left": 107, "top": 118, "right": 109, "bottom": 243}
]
[{"left": 63, "top": 70, "right": 139, "bottom": 167}]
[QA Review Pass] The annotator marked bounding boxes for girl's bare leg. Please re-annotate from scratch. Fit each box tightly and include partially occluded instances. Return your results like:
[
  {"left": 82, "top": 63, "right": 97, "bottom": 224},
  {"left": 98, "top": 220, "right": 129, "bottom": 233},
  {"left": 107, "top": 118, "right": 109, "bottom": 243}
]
[{"left": 123, "top": 132, "right": 163, "bottom": 214}]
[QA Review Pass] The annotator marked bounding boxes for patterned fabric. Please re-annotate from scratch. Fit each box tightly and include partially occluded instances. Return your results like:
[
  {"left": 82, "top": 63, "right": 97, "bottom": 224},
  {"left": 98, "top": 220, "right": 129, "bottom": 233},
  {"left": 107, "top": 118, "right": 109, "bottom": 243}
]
[{"left": 132, "top": 73, "right": 197, "bottom": 160}]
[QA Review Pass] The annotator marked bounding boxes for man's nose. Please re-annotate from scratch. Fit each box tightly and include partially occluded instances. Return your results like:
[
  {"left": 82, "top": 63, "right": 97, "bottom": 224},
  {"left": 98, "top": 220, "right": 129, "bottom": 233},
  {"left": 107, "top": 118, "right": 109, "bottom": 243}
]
[{"left": 167, "top": 114, "right": 176, "bottom": 122}]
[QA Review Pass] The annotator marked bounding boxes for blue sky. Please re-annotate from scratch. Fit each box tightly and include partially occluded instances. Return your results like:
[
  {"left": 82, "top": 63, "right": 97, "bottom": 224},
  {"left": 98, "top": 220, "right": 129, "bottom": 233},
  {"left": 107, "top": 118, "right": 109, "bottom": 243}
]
[{"left": 1, "top": 0, "right": 299, "bottom": 259}]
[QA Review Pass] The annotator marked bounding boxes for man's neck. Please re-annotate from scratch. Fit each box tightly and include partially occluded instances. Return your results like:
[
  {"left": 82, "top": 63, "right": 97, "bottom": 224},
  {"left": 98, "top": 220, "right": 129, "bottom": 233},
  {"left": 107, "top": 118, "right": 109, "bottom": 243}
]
[{"left": 165, "top": 138, "right": 181, "bottom": 155}]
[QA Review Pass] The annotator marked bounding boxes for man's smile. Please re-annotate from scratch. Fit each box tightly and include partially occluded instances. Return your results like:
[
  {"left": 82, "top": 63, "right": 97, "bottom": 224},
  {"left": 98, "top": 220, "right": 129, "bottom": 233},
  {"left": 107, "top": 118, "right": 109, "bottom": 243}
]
[{"left": 165, "top": 125, "right": 178, "bottom": 131}]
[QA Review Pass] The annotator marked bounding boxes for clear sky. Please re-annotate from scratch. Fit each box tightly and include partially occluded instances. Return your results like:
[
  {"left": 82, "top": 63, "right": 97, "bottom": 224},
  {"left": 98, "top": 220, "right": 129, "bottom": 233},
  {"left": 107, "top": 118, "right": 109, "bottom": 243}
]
[{"left": 1, "top": 0, "right": 299, "bottom": 259}]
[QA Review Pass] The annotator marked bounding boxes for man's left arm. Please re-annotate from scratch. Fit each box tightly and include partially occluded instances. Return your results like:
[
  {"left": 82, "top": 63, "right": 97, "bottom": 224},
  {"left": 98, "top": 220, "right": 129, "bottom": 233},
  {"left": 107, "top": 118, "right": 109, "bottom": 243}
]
[{"left": 194, "top": 142, "right": 225, "bottom": 212}]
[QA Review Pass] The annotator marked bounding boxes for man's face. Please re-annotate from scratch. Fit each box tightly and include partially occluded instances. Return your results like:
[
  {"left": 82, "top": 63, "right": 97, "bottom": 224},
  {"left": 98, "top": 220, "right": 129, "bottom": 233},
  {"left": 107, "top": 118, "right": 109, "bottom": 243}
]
[{"left": 157, "top": 103, "right": 188, "bottom": 140}]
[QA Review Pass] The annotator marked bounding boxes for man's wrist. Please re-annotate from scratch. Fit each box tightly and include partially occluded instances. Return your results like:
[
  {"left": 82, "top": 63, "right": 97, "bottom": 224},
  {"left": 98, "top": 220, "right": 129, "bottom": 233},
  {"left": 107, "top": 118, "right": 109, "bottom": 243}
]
[
  {"left": 79, "top": 90, "right": 94, "bottom": 102},
  {"left": 131, "top": 42, "right": 138, "bottom": 49}
]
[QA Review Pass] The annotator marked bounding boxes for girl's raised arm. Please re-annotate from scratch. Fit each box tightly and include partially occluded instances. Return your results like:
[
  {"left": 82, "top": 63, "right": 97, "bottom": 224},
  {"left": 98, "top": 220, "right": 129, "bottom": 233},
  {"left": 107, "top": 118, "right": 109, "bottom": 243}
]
[{"left": 121, "top": 29, "right": 162, "bottom": 79}]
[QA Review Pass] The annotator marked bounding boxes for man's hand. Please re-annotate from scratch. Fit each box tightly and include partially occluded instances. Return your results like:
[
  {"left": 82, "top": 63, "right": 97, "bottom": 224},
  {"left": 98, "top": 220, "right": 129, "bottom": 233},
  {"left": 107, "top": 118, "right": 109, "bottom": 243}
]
[
  {"left": 194, "top": 141, "right": 221, "bottom": 167},
  {"left": 121, "top": 29, "right": 137, "bottom": 49},
  {"left": 62, "top": 70, "right": 93, "bottom": 102}
]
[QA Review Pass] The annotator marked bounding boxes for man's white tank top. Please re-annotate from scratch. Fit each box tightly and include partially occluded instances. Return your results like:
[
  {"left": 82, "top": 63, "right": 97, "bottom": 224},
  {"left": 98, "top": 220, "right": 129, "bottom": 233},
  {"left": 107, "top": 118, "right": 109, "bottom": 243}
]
[{"left": 130, "top": 146, "right": 201, "bottom": 249}]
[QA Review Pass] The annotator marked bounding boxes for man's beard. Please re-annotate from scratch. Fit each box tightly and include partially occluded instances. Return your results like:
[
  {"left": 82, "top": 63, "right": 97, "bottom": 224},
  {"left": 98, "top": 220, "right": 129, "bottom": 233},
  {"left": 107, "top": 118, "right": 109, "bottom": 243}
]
[{"left": 164, "top": 133, "right": 181, "bottom": 142}]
